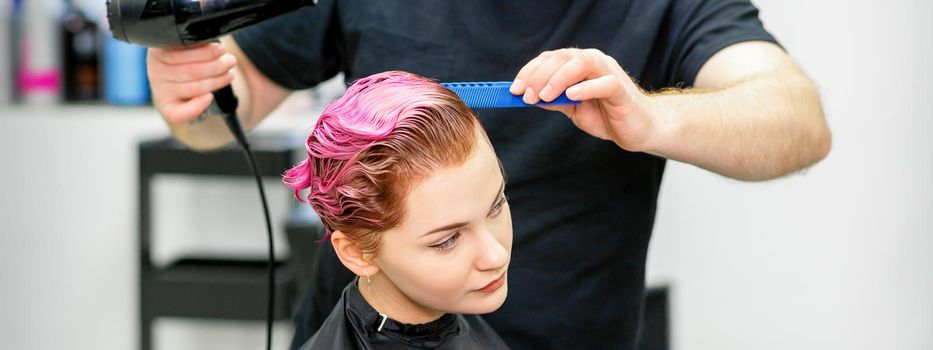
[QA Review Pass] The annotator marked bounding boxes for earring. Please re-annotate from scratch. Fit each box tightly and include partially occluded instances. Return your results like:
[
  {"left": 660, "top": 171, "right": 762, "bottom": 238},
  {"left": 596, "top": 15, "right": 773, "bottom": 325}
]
[{"left": 367, "top": 274, "right": 372, "bottom": 294}]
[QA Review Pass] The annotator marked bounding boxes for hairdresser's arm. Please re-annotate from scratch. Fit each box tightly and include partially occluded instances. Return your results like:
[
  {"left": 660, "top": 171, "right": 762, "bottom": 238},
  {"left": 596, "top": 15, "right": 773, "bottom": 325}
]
[
  {"left": 511, "top": 42, "right": 831, "bottom": 181},
  {"left": 147, "top": 37, "right": 292, "bottom": 151}
]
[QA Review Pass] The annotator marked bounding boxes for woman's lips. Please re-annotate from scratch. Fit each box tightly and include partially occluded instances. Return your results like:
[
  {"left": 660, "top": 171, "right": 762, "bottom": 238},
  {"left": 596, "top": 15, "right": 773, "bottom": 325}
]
[{"left": 477, "top": 272, "right": 507, "bottom": 293}]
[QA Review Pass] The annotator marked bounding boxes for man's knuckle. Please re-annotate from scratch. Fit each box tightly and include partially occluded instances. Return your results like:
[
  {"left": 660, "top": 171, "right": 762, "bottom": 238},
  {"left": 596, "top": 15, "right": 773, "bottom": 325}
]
[
  {"left": 160, "top": 51, "right": 178, "bottom": 63},
  {"left": 607, "top": 77, "right": 623, "bottom": 92},
  {"left": 554, "top": 49, "right": 571, "bottom": 59},
  {"left": 567, "top": 56, "right": 585, "bottom": 70},
  {"left": 530, "top": 70, "right": 550, "bottom": 85}
]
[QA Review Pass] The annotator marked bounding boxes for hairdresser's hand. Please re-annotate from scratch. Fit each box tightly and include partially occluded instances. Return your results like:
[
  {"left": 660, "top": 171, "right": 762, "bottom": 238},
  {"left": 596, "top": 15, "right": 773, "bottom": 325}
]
[
  {"left": 147, "top": 42, "right": 237, "bottom": 125},
  {"left": 510, "top": 48, "right": 662, "bottom": 153}
]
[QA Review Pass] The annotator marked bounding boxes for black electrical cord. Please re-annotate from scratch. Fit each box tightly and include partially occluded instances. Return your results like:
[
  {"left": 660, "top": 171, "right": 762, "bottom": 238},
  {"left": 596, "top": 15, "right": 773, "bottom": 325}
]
[{"left": 212, "top": 85, "right": 275, "bottom": 350}]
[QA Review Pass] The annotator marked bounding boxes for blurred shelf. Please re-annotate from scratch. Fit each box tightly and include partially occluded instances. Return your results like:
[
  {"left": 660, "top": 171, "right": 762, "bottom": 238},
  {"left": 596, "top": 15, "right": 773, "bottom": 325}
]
[
  {"left": 144, "top": 258, "right": 294, "bottom": 320},
  {"left": 140, "top": 134, "right": 304, "bottom": 177}
]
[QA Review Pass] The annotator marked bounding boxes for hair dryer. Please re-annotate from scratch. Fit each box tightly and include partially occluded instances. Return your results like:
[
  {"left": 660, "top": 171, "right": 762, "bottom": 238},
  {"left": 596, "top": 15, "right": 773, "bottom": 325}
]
[{"left": 107, "top": 0, "right": 317, "bottom": 48}]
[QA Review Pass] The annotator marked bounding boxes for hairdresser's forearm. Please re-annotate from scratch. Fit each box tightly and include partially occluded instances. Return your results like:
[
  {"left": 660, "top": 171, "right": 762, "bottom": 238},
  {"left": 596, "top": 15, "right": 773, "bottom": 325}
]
[
  {"left": 646, "top": 65, "right": 831, "bottom": 181},
  {"left": 167, "top": 114, "right": 237, "bottom": 151}
]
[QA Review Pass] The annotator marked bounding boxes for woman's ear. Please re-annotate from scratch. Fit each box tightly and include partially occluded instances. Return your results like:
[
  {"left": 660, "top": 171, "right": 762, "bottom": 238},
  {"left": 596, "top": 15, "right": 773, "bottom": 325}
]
[{"left": 330, "top": 230, "right": 380, "bottom": 277}]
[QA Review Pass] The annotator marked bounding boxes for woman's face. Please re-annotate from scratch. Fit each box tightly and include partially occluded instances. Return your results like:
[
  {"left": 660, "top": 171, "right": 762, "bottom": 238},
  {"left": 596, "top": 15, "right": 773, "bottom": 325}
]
[{"left": 373, "top": 136, "right": 512, "bottom": 317}]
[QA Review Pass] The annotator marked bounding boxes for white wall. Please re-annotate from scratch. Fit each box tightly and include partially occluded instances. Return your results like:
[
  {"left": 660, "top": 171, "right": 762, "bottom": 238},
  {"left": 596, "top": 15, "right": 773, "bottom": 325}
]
[
  {"left": 0, "top": 1, "right": 930, "bottom": 349},
  {"left": 0, "top": 105, "right": 296, "bottom": 350},
  {"left": 647, "top": 1, "right": 933, "bottom": 349}
]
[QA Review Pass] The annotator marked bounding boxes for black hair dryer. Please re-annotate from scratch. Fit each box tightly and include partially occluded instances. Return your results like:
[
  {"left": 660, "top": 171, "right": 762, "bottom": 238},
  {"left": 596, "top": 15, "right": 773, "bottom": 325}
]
[{"left": 107, "top": 0, "right": 317, "bottom": 48}]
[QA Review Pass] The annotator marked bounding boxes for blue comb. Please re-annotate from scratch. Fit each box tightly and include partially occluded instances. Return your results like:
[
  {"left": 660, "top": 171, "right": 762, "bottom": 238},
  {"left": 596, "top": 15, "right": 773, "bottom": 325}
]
[{"left": 441, "top": 81, "right": 580, "bottom": 109}]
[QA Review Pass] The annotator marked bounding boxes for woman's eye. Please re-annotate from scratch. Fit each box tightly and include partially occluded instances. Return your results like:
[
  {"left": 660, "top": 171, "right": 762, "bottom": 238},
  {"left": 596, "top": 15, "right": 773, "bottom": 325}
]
[
  {"left": 431, "top": 232, "right": 461, "bottom": 251},
  {"left": 489, "top": 195, "right": 507, "bottom": 217}
]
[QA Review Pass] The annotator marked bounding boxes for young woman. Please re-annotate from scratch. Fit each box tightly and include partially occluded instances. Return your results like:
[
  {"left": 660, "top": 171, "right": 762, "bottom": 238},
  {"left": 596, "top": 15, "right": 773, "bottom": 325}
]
[{"left": 284, "top": 71, "right": 512, "bottom": 349}]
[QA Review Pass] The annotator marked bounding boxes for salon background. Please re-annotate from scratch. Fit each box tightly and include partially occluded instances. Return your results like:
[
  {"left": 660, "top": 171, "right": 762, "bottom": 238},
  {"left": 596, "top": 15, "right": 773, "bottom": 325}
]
[{"left": 1, "top": 0, "right": 930, "bottom": 349}]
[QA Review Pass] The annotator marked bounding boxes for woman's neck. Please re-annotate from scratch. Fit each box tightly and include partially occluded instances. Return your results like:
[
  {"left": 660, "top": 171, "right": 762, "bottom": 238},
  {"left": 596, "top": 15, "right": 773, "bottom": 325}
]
[{"left": 357, "top": 275, "right": 445, "bottom": 325}]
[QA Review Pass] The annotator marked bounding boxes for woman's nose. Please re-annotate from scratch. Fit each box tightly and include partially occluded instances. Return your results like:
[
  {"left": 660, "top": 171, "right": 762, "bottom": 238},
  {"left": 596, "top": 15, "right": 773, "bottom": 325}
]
[{"left": 474, "top": 228, "right": 509, "bottom": 271}]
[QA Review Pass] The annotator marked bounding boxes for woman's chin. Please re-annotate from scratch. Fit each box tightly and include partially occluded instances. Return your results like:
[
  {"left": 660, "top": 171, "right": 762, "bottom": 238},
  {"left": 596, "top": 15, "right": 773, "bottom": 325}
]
[
  {"left": 483, "top": 284, "right": 508, "bottom": 312},
  {"left": 460, "top": 284, "right": 509, "bottom": 315}
]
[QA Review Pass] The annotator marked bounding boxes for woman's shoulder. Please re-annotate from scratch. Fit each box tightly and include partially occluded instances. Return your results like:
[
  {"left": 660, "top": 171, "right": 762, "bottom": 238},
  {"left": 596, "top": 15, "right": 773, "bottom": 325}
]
[{"left": 299, "top": 283, "right": 358, "bottom": 350}]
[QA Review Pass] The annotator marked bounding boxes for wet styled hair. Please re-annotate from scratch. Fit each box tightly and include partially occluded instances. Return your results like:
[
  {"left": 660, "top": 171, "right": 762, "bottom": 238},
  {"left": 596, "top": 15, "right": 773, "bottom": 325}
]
[{"left": 283, "top": 71, "right": 482, "bottom": 253}]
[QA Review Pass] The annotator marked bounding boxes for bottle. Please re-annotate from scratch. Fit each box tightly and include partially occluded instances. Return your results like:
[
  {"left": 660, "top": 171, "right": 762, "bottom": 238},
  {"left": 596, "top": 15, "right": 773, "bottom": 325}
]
[
  {"left": 16, "top": 0, "right": 63, "bottom": 104},
  {"left": 1, "top": 0, "right": 11, "bottom": 105},
  {"left": 103, "top": 36, "right": 149, "bottom": 106},
  {"left": 61, "top": 0, "right": 100, "bottom": 102}
]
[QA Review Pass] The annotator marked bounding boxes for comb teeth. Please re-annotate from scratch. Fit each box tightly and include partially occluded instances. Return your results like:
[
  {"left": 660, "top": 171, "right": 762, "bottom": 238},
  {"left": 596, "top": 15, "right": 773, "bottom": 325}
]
[{"left": 441, "top": 81, "right": 579, "bottom": 109}]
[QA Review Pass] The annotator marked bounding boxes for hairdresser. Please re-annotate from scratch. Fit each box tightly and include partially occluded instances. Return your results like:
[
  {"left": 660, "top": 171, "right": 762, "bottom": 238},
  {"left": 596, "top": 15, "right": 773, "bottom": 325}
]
[{"left": 146, "top": 1, "right": 831, "bottom": 349}]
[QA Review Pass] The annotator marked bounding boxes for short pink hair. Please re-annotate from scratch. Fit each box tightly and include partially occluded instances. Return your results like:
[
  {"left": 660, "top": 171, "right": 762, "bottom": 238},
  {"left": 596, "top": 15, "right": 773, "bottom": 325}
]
[{"left": 283, "top": 71, "right": 481, "bottom": 252}]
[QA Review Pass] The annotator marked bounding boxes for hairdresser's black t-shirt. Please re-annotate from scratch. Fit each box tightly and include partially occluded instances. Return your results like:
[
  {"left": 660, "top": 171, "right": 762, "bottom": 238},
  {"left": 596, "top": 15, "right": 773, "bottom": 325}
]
[{"left": 235, "top": 1, "right": 776, "bottom": 349}]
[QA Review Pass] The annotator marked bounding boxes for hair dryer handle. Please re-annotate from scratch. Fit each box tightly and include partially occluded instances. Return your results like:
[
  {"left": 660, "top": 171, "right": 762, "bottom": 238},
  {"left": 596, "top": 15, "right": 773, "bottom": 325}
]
[{"left": 199, "top": 84, "right": 249, "bottom": 148}]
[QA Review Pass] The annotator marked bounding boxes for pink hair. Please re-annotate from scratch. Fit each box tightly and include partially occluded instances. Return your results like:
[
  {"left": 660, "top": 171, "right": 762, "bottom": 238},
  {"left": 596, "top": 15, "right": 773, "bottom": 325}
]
[{"left": 283, "top": 71, "right": 481, "bottom": 251}]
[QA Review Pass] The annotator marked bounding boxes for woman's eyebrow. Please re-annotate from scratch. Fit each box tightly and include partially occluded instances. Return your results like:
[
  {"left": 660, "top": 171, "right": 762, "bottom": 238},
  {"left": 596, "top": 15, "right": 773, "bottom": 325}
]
[
  {"left": 419, "top": 179, "right": 506, "bottom": 238},
  {"left": 420, "top": 222, "right": 468, "bottom": 237}
]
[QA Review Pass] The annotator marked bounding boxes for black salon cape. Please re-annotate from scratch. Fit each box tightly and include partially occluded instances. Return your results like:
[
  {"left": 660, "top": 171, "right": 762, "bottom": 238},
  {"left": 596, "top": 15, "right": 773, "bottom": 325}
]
[{"left": 299, "top": 281, "right": 509, "bottom": 350}]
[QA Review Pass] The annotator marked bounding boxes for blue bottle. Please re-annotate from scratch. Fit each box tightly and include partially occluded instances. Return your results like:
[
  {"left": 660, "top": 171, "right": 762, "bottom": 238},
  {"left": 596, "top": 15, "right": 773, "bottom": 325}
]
[{"left": 103, "top": 35, "right": 149, "bottom": 105}]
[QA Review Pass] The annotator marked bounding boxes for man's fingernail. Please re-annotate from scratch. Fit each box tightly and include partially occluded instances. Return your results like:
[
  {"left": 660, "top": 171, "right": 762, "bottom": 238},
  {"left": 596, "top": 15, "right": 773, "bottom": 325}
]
[
  {"left": 523, "top": 88, "right": 537, "bottom": 104},
  {"left": 566, "top": 86, "right": 581, "bottom": 100},
  {"left": 510, "top": 79, "right": 523, "bottom": 94},
  {"left": 539, "top": 84, "right": 554, "bottom": 101}
]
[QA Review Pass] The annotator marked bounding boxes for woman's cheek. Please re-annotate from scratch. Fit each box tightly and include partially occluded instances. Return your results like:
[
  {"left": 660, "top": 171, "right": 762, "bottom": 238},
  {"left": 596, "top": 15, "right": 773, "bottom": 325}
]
[{"left": 421, "top": 254, "right": 471, "bottom": 293}]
